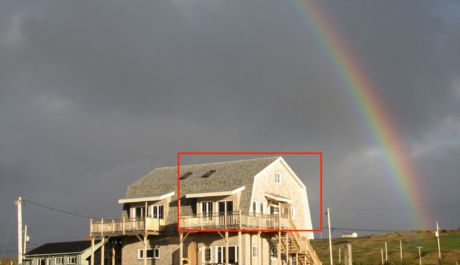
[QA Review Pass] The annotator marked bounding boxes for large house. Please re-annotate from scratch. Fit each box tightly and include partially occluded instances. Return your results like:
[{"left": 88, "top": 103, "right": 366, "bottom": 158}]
[{"left": 89, "top": 156, "right": 321, "bottom": 265}]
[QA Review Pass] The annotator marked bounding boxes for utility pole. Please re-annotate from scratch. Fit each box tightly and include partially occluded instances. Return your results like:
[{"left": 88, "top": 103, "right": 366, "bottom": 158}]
[
  {"left": 436, "top": 221, "right": 441, "bottom": 259},
  {"left": 23, "top": 225, "right": 28, "bottom": 254},
  {"left": 399, "top": 240, "right": 403, "bottom": 261},
  {"left": 16, "top": 196, "right": 23, "bottom": 265},
  {"left": 384, "top": 242, "right": 388, "bottom": 262},
  {"left": 417, "top": 246, "right": 423, "bottom": 265},
  {"left": 326, "top": 208, "right": 333, "bottom": 265}
]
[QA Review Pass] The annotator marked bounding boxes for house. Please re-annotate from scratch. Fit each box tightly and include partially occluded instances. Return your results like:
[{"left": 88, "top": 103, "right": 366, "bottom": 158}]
[
  {"left": 89, "top": 156, "right": 321, "bottom": 265},
  {"left": 23, "top": 240, "right": 119, "bottom": 265},
  {"left": 341, "top": 232, "right": 358, "bottom": 238}
]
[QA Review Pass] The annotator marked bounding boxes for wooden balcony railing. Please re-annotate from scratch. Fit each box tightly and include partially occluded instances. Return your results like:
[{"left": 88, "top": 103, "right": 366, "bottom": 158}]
[
  {"left": 179, "top": 211, "right": 291, "bottom": 230},
  {"left": 90, "top": 217, "right": 164, "bottom": 236}
]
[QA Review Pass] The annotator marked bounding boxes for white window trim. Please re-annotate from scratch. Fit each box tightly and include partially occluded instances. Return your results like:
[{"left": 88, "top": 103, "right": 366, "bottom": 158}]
[
  {"left": 201, "top": 246, "right": 212, "bottom": 263},
  {"left": 275, "top": 172, "right": 282, "bottom": 184},
  {"left": 252, "top": 200, "right": 258, "bottom": 214},
  {"left": 252, "top": 245, "right": 258, "bottom": 258},
  {"left": 291, "top": 207, "right": 296, "bottom": 219},
  {"left": 137, "top": 248, "right": 154, "bottom": 260},
  {"left": 215, "top": 245, "right": 238, "bottom": 263},
  {"left": 67, "top": 256, "right": 77, "bottom": 264},
  {"left": 154, "top": 247, "right": 160, "bottom": 259},
  {"left": 55, "top": 257, "right": 64, "bottom": 264}
]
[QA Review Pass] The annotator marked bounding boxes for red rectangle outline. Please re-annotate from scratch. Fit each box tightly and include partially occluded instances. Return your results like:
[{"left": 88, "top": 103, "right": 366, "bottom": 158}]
[{"left": 177, "top": 151, "right": 323, "bottom": 233}]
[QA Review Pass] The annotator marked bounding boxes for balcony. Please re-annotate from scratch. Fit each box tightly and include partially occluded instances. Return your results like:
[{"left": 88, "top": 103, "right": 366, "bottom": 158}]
[
  {"left": 90, "top": 217, "right": 164, "bottom": 236},
  {"left": 179, "top": 211, "right": 291, "bottom": 230}
]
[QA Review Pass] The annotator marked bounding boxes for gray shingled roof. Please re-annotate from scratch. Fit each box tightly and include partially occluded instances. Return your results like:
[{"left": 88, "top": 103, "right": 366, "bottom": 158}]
[
  {"left": 26, "top": 241, "right": 91, "bottom": 255},
  {"left": 122, "top": 156, "right": 279, "bottom": 227}
]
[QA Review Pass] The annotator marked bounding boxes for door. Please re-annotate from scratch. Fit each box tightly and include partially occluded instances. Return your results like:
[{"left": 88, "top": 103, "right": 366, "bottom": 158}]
[{"left": 187, "top": 242, "right": 198, "bottom": 265}]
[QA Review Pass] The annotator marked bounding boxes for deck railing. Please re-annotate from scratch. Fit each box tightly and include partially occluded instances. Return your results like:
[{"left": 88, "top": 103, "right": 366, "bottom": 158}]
[
  {"left": 179, "top": 211, "right": 291, "bottom": 230},
  {"left": 90, "top": 217, "right": 164, "bottom": 236}
]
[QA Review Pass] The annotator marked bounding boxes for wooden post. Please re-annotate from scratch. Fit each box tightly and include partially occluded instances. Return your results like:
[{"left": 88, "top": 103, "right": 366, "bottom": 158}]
[
  {"left": 179, "top": 232, "right": 183, "bottom": 265},
  {"left": 225, "top": 231, "right": 229, "bottom": 265},
  {"left": 384, "top": 242, "right": 388, "bottom": 262},
  {"left": 122, "top": 217, "right": 125, "bottom": 235},
  {"left": 346, "top": 243, "right": 352, "bottom": 265},
  {"left": 112, "top": 241, "right": 115, "bottom": 265},
  {"left": 101, "top": 237, "right": 105, "bottom": 265},
  {"left": 278, "top": 202, "right": 282, "bottom": 265},
  {"left": 399, "top": 240, "right": 403, "bottom": 261},
  {"left": 339, "top": 248, "right": 341, "bottom": 264},
  {"left": 143, "top": 235, "right": 147, "bottom": 265},
  {"left": 285, "top": 232, "right": 289, "bottom": 265},
  {"left": 259, "top": 232, "right": 262, "bottom": 265},
  {"left": 238, "top": 232, "right": 242, "bottom": 265},
  {"left": 295, "top": 253, "right": 298, "bottom": 265},
  {"left": 91, "top": 236, "right": 95, "bottom": 265},
  {"left": 381, "top": 249, "right": 384, "bottom": 265}
]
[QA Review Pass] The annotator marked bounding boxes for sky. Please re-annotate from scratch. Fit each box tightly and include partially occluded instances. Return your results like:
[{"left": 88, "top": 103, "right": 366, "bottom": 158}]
[{"left": 1, "top": 0, "right": 460, "bottom": 254}]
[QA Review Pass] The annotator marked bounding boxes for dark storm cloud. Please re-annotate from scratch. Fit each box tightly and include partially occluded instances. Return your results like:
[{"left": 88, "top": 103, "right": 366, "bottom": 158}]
[{"left": 1, "top": 0, "right": 459, "bottom": 250}]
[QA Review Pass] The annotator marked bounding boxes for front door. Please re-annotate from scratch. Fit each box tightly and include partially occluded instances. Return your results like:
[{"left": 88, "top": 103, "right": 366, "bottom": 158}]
[{"left": 187, "top": 242, "right": 198, "bottom": 265}]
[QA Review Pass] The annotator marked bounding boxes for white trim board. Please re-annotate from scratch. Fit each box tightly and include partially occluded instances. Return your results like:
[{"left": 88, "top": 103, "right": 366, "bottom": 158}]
[
  {"left": 185, "top": 186, "right": 245, "bottom": 198},
  {"left": 118, "top": 191, "right": 175, "bottom": 204}
]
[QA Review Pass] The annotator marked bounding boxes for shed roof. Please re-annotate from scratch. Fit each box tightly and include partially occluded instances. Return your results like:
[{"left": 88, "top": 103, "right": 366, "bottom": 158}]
[{"left": 26, "top": 241, "right": 91, "bottom": 256}]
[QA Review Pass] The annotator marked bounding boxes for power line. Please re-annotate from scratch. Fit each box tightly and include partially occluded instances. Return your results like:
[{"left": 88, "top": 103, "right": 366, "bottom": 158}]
[{"left": 23, "top": 198, "right": 94, "bottom": 219}]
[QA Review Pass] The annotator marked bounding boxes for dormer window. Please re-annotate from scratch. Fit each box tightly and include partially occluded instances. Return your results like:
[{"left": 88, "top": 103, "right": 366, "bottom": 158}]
[
  {"left": 180, "top": 172, "right": 193, "bottom": 180},
  {"left": 275, "top": 172, "right": 282, "bottom": 184}
]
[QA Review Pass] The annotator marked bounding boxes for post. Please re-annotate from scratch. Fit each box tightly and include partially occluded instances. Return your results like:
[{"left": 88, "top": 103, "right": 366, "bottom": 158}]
[
  {"left": 327, "top": 208, "right": 333, "bottom": 265},
  {"left": 346, "top": 243, "right": 352, "bottom": 265},
  {"left": 436, "top": 221, "right": 441, "bottom": 260},
  {"left": 278, "top": 202, "right": 282, "bottom": 265},
  {"left": 259, "top": 232, "right": 262, "bottom": 265},
  {"left": 399, "top": 240, "right": 403, "bottom": 261},
  {"left": 101, "top": 237, "right": 105, "bottom": 265},
  {"left": 23, "top": 225, "right": 28, "bottom": 255},
  {"left": 417, "top": 246, "right": 423, "bottom": 265},
  {"left": 225, "top": 231, "right": 229, "bottom": 265},
  {"left": 112, "top": 241, "right": 115, "bottom": 265},
  {"left": 179, "top": 232, "right": 183, "bottom": 265},
  {"left": 285, "top": 232, "right": 289, "bottom": 265},
  {"left": 143, "top": 235, "right": 147, "bottom": 265},
  {"left": 16, "top": 197, "right": 23, "bottom": 265},
  {"left": 91, "top": 236, "right": 95, "bottom": 265},
  {"left": 238, "top": 232, "right": 242, "bottom": 265},
  {"left": 338, "top": 248, "right": 341, "bottom": 264},
  {"left": 384, "top": 242, "right": 388, "bottom": 262},
  {"left": 381, "top": 249, "right": 384, "bottom": 265}
]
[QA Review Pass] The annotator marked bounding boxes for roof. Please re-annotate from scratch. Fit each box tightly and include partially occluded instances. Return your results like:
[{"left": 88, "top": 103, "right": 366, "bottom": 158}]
[
  {"left": 122, "top": 156, "right": 280, "bottom": 226},
  {"left": 26, "top": 241, "right": 92, "bottom": 256}
]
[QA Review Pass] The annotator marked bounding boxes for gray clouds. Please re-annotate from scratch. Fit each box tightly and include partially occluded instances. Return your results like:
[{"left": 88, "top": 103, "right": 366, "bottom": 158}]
[{"left": 1, "top": 0, "right": 460, "bottom": 250}]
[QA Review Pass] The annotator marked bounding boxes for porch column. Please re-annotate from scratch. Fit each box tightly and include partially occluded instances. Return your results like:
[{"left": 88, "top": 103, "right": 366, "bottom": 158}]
[
  {"left": 143, "top": 235, "right": 147, "bottom": 265},
  {"left": 101, "top": 237, "right": 105, "bottom": 265},
  {"left": 112, "top": 241, "right": 115, "bottom": 265},
  {"left": 179, "top": 232, "right": 183, "bottom": 265},
  {"left": 278, "top": 202, "right": 281, "bottom": 265},
  {"left": 225, "top": 231, "right": 229, "bottom": 265},
  {"left": 91, "top": 236, "right": 95, "bottom": 265},
  {"left": 285, "top": 233, "right": 289, "bottom": 265},
  {"left": 238, "top": 232, "right": 242, "bottom": 265},
  {"left": 258, "top": 232, "right": 262, "bottom": 265}
]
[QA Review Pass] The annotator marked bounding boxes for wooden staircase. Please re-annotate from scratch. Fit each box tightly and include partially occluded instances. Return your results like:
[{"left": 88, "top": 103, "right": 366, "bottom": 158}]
[{"left": 276, "top": 220, "right": 322, "bottom": 265}]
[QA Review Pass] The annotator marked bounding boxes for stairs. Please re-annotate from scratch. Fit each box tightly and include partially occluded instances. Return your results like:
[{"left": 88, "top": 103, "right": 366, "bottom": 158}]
[{"left": 275, "top": 220, "right": 322, "bottom": 265}]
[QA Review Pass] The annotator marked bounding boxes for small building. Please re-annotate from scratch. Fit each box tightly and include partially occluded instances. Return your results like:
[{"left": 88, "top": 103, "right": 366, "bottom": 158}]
[
  {"left": 341, "top": 232, "right": 358, "bottom": 238},
  {"left": 24, "top": 240, "right": 119, "bottom": 265}
]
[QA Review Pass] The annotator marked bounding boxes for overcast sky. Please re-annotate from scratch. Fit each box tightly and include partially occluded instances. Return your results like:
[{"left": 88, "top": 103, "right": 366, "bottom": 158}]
[{"left": 1, "top": 0, "right": 460, "bottom": 253}]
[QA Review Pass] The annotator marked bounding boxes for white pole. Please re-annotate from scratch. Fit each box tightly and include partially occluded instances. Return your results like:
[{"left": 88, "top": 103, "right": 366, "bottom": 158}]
[
  {"left": 384, "top": 242, "right": 388, "bottom": 262},
  {"left": 23, "top": 225, "right": 28, "bottom": 254},
  {"left": 436, "top": 221, "right": 441, "bottom": 259},
  {"left": 16, "top": 196, "right": 23, "bottom": 265},
  {"left": 417, "top": 246, "right": 423, "bottom": 265},
  {"left": 338, "top": 248, "right": 341, "bottom": 264},
  {"left": 347, "top": 243, "right": 352, "bottom": 265},
  {"left": 380, "top": 249, "right": 384, "bottom": 265},
  {"left": 399, "top": 240, "right": 403, "bottom": 261},
  {"left": 327, "top": 208, "right": 333, "bottom": 265}
]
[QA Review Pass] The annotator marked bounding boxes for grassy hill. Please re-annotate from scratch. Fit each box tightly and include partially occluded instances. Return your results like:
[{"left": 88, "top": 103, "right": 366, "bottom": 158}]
[{"left": 310, "top": 230, "right": 460, "bottom": 265}]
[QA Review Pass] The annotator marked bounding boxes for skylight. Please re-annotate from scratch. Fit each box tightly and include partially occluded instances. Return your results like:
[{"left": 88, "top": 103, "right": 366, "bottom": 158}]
[
  {"left": 180, "top": 172, "right": 193, "bottom": 180},
  {"left": 201, "top": 170, "right": 216, "bottom": 178}
]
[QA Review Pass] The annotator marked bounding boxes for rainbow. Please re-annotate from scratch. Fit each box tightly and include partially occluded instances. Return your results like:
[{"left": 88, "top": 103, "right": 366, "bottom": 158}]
[{"left": 288, "top": 0, "right": 431, "bottom": 228}]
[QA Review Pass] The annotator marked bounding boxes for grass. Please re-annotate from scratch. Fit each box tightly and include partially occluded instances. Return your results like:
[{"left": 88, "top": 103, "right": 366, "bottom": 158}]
[{"left": 310, "top": 230, "right": 460, "bottom": 265}]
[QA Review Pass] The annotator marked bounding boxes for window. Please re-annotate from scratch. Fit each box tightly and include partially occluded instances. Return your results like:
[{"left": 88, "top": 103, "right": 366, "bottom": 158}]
[
  {"left": 275, "top": 172, "right": 281, "bottom": 183},
  {"left": 216, "top": 246, "right": 238, "bottom": 264},
  {"left": 201, "top": 201, "right": 213, "bottom": 219},
  {"left": 151, "top": 205, "right": 164, "bottom": 219},
  {"left": 252, "top": 201, "right": 258, "bottom": 215},
  {"left": 37, "top": 258, "right": 46, "bottom": 265},
  {"left": 131, "top": 206, "right": 145, "bottom": 219},
  {"left": 203, "top": 247, "right": 212, "bottom": 263},
  {"left": 260, "top": 202, "right": 264, "bottom": 215},
  {"left": 154, "top": 247, "right": 160, "bottom": 259},
  {"left": 68, "top": 256, "right": 77, "bottom": 264},
  {"left": 218, "top": 201, "right": 233, "bottom": 215},
  {"left": 55, "top": 257, "right": 64, "bottom": 264},
  {"left": 270, "top": 205, "right": 279, "bottom": 215},
  {"left": 252, "top": 245, "right": 258, "bottom": 258},
  {"left": 291, "top": 207, "right": 296, "bottom": 219},
  {"left": 138, "top": 249, "right": 154, "bottom": 259}
]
